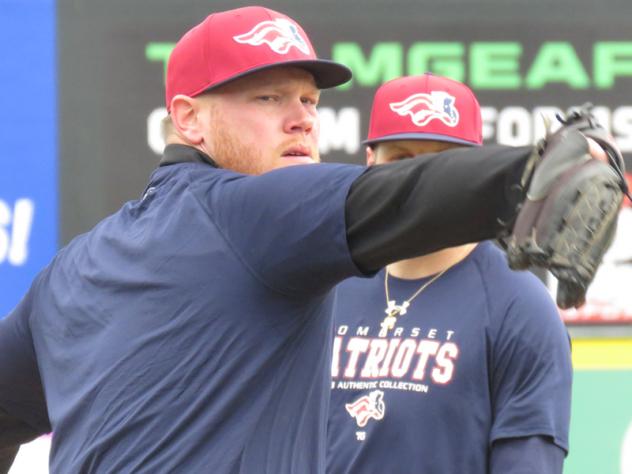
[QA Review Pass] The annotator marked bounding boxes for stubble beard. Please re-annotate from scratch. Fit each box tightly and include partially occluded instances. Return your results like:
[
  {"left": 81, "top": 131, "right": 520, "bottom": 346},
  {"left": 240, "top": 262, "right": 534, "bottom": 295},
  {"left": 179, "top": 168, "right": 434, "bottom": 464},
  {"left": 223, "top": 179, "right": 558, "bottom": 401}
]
[
  {"left": 207, "top": 111, "right": 321, "bottom": 175},
  {"left": 207, "top": 118, "right": 269, "bottom": 175}
]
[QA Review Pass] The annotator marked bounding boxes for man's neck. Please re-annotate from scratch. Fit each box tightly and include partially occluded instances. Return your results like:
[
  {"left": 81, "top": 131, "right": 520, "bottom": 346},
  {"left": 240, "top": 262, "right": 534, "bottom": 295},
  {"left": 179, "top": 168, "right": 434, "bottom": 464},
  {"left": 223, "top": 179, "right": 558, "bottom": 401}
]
[{"left": 386, "top": 243, "right": 478, "bottom": 279}]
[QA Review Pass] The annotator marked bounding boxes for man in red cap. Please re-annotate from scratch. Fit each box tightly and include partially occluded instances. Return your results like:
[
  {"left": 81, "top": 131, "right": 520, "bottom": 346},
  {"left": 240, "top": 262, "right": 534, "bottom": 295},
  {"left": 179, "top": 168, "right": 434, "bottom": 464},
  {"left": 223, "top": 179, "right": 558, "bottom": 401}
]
[
  {"left": 327, "top": 74, "right": 572, "bottom": 474},
  {"left": 0, "top": 7, "right": 613, "bottom": 474}
]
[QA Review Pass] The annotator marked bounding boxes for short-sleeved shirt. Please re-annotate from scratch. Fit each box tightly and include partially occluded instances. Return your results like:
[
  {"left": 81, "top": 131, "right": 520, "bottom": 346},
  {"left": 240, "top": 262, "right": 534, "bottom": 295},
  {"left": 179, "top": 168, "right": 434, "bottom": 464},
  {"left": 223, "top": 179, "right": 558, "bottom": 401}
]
[
  {"left": 327, "top": 242, "right": 572, "bottom": 474},
  {"left": 0, "top": 145, "right": 365, "bottom": 473}
]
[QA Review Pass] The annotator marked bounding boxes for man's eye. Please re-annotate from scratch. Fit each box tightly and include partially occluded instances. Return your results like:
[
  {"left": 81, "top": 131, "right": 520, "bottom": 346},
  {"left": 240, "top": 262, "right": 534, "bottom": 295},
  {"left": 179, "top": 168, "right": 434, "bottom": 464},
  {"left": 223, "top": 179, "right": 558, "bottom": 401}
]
[{"left": 257, "top": 95, "right": 278, "bottom": 102}]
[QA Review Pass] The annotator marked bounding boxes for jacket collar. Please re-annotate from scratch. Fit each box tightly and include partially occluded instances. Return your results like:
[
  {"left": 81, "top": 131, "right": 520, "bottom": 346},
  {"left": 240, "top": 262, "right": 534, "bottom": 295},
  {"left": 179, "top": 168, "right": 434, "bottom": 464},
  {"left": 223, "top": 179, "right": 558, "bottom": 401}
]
[{"left": 159, "top": 144, "right": 219, "bottom": 168}]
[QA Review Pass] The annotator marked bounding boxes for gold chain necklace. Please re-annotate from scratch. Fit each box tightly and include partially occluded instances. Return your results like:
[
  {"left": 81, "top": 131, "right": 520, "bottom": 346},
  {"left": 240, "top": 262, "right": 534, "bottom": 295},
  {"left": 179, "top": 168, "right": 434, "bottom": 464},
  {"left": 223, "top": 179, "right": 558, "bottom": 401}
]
[{"left": 379, "top": 268, "right": 448, "bottom": 337}]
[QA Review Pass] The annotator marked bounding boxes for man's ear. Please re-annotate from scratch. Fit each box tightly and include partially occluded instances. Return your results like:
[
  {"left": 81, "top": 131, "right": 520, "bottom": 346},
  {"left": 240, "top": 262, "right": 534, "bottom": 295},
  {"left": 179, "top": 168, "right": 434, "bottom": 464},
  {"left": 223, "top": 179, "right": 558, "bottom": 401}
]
[
  {"left": 169, "top": 95, "right": 204, "bottom": 145},
  {"left": 366, "top": 146, "right": 376, "bottom": 167}
]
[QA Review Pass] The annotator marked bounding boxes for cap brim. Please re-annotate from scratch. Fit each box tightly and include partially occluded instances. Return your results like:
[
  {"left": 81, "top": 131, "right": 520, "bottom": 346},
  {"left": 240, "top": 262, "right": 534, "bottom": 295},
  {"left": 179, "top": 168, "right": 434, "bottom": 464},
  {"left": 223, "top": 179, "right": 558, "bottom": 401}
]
[
  {"left": 363, "top": 133, "right": 481, "bottom": 147},
  {"left": 202, "top": 59, "right": 352, "bottom": 93},
  {"left": 290, "top": 59, "right": 352, "bottom": 89}
]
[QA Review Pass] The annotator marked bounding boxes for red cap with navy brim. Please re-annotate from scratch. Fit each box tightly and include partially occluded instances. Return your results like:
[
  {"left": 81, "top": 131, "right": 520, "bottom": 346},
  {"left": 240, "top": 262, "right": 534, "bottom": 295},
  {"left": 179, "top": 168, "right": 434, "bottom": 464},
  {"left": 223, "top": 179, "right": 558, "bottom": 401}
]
[
  {"left": 165, "top": 6, "right": 352, "bottom": 111},
  {"left": 365, "top": 73, "right": 482, "bottom": 146}
]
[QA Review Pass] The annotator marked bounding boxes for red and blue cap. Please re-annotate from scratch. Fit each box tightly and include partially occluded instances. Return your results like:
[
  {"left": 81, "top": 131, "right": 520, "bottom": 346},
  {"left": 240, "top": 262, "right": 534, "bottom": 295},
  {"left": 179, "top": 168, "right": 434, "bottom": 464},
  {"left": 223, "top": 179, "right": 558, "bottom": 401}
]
[
  {"left": 166, "top": 6, "right": 352, "bottom": 111},
  {"left": 365, "top": 73, "right": 482, "bottom": 146}
]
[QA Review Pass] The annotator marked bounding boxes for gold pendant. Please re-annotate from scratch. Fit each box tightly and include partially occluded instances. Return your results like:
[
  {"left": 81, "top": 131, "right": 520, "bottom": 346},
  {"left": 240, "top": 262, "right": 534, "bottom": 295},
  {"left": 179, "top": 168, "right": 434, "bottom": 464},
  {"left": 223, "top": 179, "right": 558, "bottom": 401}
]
[{"left": 379, "top": 300, "right": 410, "bottom": 337}]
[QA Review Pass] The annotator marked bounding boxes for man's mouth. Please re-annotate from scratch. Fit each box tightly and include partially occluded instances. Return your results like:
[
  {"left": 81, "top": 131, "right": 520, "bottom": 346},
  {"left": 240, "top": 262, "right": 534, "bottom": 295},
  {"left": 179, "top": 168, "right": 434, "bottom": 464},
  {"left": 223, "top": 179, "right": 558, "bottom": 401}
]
[
  {"left": 282, "top": 146, "right": 312, "bottom": 159},
  {"left": 282, "top": 146, "right": 314, "bottom": 162}
]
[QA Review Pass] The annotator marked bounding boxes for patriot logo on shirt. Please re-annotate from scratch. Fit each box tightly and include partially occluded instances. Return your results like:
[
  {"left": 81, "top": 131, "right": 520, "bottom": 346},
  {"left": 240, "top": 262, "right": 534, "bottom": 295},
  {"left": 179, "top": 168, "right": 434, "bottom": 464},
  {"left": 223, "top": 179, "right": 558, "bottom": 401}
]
[
  {"left": 345, "top": 390, "right": 386, "bottom": 427},
  {"left": 389, "top": 91, "right": 460, "bottom": 128},
  {"left": 233, "top": 18, "right": 310, "bottom": 55}
]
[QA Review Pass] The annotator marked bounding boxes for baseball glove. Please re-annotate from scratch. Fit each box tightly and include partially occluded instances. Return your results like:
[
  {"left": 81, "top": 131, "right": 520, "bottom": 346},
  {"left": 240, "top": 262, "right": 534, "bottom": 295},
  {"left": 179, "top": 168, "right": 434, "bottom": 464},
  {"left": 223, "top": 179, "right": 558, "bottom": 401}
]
[{"left": 506, "top": 104, "right": 631, "bottom": 309}]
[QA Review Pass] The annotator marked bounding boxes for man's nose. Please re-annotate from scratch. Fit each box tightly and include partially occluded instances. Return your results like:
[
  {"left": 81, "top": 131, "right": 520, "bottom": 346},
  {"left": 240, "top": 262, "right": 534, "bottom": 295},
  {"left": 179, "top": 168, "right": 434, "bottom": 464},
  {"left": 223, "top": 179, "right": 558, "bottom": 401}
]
[{"left": 284, "top": 101, "right": 315, "bottom": 134}]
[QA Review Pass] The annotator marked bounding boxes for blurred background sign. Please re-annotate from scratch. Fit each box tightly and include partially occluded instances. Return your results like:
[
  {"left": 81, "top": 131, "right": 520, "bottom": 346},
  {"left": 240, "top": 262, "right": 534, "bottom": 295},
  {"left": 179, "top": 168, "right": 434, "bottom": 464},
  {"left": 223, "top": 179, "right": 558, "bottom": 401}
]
[
  {"left": 0, "top": 0, "right": 57, "bottom": 317},
  {"left": 567, "top": 340, "right": 632, "bottom": 474}
]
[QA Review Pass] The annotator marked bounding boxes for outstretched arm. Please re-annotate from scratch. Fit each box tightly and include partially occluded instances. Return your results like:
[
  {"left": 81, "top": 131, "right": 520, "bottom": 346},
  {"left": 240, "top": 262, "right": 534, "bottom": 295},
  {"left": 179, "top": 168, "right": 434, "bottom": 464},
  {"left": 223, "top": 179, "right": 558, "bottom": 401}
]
[
  {"left": 347, "top": 115, "right": 624, "bottom": 309},
  {"left": 346, "top": 144, "right": 532, "bottom": 273}
]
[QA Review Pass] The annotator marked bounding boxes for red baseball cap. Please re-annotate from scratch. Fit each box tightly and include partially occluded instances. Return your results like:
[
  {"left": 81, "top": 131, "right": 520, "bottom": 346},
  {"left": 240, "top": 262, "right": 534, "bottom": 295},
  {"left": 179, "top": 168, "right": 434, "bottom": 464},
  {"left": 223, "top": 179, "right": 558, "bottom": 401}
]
[
  {"left": 165, "top": 6, "right": 352, "bottom": 111},
  {"left": 365, "top": 73, "right": 482, "bottom": 146}
]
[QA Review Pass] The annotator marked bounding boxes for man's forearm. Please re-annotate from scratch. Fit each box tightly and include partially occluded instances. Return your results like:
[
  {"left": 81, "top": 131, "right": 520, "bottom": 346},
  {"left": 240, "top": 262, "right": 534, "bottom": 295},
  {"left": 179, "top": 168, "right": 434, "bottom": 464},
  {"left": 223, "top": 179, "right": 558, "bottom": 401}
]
[{"left": 345, "top": 145, "right": 532, "bottom": 273}]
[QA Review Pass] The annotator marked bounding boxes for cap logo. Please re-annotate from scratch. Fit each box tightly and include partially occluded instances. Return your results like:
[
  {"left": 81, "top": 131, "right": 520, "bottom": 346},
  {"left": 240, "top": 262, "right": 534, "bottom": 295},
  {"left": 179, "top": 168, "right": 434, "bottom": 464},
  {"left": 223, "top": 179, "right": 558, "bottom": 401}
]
[
  {"left": 233, "top": 18, "right": 310, "bottom": 55},
  {"left": 389, "top": 91, "right": 460, "bottom": 128},
  {"left": 345, "top": 390, "right": 385, "bottom": 428}
]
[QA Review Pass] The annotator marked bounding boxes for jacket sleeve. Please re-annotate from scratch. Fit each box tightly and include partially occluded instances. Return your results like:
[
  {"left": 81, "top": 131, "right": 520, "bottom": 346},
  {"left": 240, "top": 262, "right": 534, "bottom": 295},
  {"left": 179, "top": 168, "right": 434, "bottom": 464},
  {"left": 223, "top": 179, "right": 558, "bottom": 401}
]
[
  {"left": 0, "top": 292, "right": 52, "bottom": 474},
  {"left": 345, "top": 145, "right": 533, "bottom": 273},
  {"left": 0, "top": 408, "right": 43, "bottom": 474}
]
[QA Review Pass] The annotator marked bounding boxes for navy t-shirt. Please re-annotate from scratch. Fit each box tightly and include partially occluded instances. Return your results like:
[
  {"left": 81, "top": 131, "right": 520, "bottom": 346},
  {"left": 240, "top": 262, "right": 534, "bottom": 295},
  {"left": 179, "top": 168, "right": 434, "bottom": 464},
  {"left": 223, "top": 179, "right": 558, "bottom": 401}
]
[
  {"left": 327, "top": 242, "right": 572, "bottom": 474},
  {"left": 0, "top": 157, "right": 365, "bottom": 473}
]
